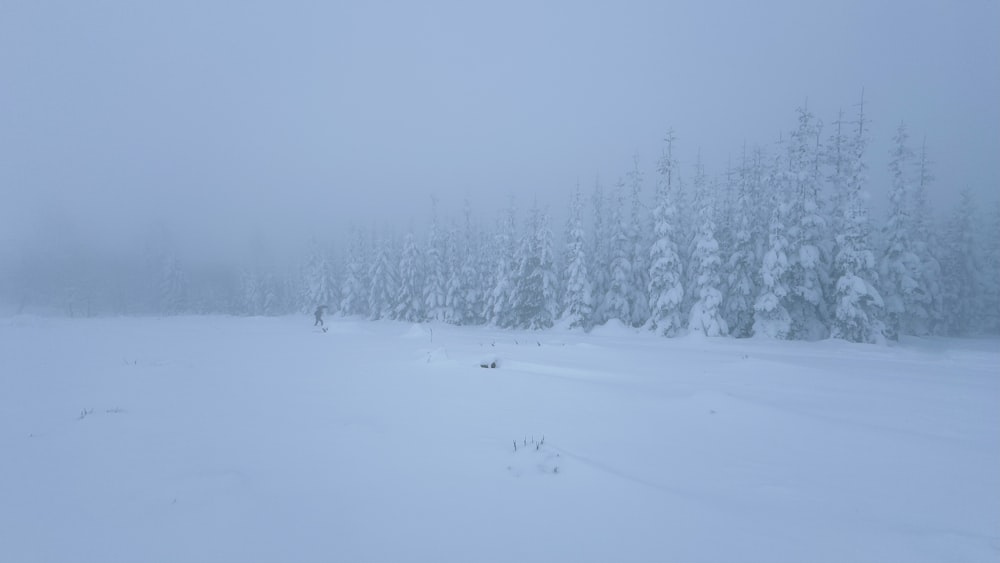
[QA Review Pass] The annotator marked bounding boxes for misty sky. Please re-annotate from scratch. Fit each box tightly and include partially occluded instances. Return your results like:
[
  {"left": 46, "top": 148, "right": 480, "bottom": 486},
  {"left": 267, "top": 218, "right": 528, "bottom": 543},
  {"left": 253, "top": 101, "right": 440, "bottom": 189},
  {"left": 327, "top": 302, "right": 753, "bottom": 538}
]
[{"left": 2, "top": 0, "right": 998, "bottom": 257}]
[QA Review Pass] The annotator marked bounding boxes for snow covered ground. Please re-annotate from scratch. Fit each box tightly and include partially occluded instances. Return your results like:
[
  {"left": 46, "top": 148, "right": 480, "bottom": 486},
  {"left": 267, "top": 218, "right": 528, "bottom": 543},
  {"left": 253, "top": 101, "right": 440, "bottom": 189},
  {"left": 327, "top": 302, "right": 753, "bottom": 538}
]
[{"left": 1, "top": 315, "right": 998, "bottom": 562}]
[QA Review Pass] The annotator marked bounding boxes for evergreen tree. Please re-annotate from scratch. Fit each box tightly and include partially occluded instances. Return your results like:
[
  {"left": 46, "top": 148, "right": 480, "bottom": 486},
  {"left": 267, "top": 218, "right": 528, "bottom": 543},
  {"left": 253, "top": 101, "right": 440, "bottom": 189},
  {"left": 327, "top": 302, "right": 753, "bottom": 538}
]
[
  {"left": 537, "top": 211, "right": 560, "bottom": 327},
  {"left": 238, "top": 237, "right": 283, "bottom": 316},
  {"left": 423, "top": 198, "right": 449, "bottom": 321},
  {"left": 473, "top": 228, "right": 494, "bottom": 324},
  {"left": 142, "top": 225, "right": 185, "bottom": 315},
  {"left": 715, "top": 159, "right": 737, "bottom": 326},
  {"left": 826, "top": 109, "right": 849, "bottom": 238},
  {"left": 484, "top": 203, "right": 518, "bottom": 327},
  {"left": 715, "top": 157, "right": 737, "bottom": 296},
  {"left": 260, "top": 272, "right": 288, "bottom": 316},
  {"left": 910, "top": 140, "right": 944, "bottom": 335},
  {"left": 561, "top": 186, "right": 594, "bottom": 329},
  {"left": 394, "top": 233, "right": 425, "bottom": 322},
  {"left": 443, "top": 223, "right": 466, "bottom": 324},
  {"left": 368, "top": 238, "right": 397, "bottom": 320},
  {"left": 627, "top": 156, "right": 651, "bottom": 326},
  {"left": 647, "top": 131, "right": 685, "bottom": 336},
  {"left": 300, "top": 237, "right": 337, "bottom": 314},
  {"left": 589, "top": 178, "right": 611, "bottom": 324},
  {"left": 754, "top": 149, "right": 792, "bottom": 339},
  {"left": 878, "top": 123, "right": 923, "bottom": 340},
  {"left": 986, "top": 200, "right": 1000, "bottom": 334},
  {"left": 675, "top": 173, "right": 696, "bottom": 319},
  {"left": 940, "top": 189, "right": 985, "bottom": 335},
  {"left": 340, "top": 228, "right": 369, "bottom": 316},
  {"left": 603, "top": 179, "right": 633, "bottom": 324},
  {"left": 159, "top": 253, "right": 187, "bottom": 315},
  {"left": 452, "top": 201, "right": 486, "bottom": 325},
  {"left": 724, "top": 147, "right": 762, "bottom": 337},
  {"left": 674, "top": 167, "right": 694, "bottom": 282},
  {"left": 784, "top": 106, "right": 830, "bottom": 339},
  {"left": 830, "top": 97, "right": 885, "bottom": 343},
  {"left": 238, "top": 268, "right": 261, "bottom": 315},
  {"left": 511, "top": 205, "right": 559, "bottom": 329},
  {"left": 687, "top": 156, "right": 728, "bottom": 336}
]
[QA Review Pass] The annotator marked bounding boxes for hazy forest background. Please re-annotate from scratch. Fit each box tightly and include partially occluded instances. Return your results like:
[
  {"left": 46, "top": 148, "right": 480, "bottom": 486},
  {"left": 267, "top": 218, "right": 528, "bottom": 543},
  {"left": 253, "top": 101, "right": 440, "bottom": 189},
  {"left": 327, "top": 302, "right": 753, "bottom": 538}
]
[{"left": 4, "top": 101, "right": 998, "bottom": 344}]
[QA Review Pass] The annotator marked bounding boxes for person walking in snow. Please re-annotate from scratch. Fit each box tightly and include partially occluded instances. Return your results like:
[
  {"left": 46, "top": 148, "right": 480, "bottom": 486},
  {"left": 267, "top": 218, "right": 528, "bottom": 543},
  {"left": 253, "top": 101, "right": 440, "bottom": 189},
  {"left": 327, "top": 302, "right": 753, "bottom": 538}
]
[{"left": 314, "top": 305, "right": 328, "bottom": 327}]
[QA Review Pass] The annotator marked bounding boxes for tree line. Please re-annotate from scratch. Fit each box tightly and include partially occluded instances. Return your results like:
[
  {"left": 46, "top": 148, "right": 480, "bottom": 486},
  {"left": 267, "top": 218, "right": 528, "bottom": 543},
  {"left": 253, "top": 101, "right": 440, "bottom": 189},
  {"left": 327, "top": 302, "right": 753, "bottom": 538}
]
[{"left": 8, "top": 102, "right": 999, "bottom": 342}]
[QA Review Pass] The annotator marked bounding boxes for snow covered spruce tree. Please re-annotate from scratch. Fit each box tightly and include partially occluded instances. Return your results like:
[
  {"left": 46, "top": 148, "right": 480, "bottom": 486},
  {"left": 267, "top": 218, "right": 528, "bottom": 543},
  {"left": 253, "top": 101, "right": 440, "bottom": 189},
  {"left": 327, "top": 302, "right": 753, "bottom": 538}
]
[
  {"left": 511, "top": 205, "right": 559, "bottom": 329},
  {"left": 441, "top": 224, "right": 463, "bottom": 324},
  {"left": 423, "top": 198, "right": 449, "bottom": 322},
  {"left": 445, "top": 203, "right": 483, "bottom": 325},
  {"left": 724, "top": 147, "right": 764, "bottom": 337},
  {"left": 339, "top": 228, "right": 369, "bottom": 316},
  {"left": 484, "top": 203, "right": 518, "bottom": 327},
  {"left": 367, "top": 237, "right": 397, "bottom": 320},
  {"left": 647, "top": 131, "right": 685, "bottom": 336},
  {"left": 783, "top": 106, "right": 830, "bottom": 339},
  {"left": 673, "top": 168, "right": 694, "bottom": 285},
  {"left": 686, "top": 154, "right": 728, "bottom": 336},
  {"left": 589, "top": 178, "right": 611, "bottom": 325},
  {"left": 675, "top": 173, "right": 697, "bottom": 318},
  {"left": 394, "top": 232, "right": 425, "bottom": 322},
  {"left": 909, "top": 140, "right": 945, "bottom": 334},
  {"left": 159, "top": 252, "right": 187, "bottom": 315},
  {"left": 714, "top": 158, "right": 737, "bottom": 313},
  {"left": 717, "top": 159, "right": 737, "bottom": 252},
  {"left": 473, "top": 228, "right": 495, "bottom": 323},
  {"left": 829, "top": 99, "right": 885, "bottom": 343},
  {"left": 238, "top": 237, "right": 289, "bottom": 316},
  {"left": 627, "top": 156, "right": 651, "bottom": 326},
  {"left": 237, "top": 268, "right": 261, "bottom": 315},
  {"left": 826, "top": 109, "right": 849, "bottom": 239},
  {"left": 300, "top": 237, "right": 337, "bottom": 314},
  {"left": 239, "top": 267, "right": 288, "bottom": 316},
  {"left": 259, "top": 275, "right": 281, "bottom": 315},
  {"left": 940, "top": 189, "right": 986, "bottom": 335},
  {"left": 753, "top": 147, "right": 792, "bottom": 339},
  {"left": 986, "top": 200, "right": 1000, "bottom": 334},
  {"left": 603, "top": 178, "right": 633, "bottom": 325},
  {"left": 142, "top": 227, "right": 187, "bottom": 315},
  {"left": 878, "top": 123, "right": 924, "bottom": 340},
  {"left": 560, "top": 185, "right": 594, "bottom": 329}
]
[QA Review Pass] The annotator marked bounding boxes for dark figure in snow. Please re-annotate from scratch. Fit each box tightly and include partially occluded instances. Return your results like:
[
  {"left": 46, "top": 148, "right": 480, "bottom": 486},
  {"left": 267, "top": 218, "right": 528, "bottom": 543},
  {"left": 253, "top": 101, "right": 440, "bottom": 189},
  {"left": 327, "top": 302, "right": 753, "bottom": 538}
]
[{"left": 314, "top": 305, "right": 328, "bottom": 327}]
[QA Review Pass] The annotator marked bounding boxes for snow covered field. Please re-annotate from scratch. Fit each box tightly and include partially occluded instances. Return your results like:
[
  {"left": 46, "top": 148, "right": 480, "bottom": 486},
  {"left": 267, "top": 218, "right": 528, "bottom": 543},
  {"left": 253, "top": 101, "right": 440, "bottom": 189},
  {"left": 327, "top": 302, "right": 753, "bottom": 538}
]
[{"left": 1, "top": 315, "right": 998, "bottom": 563}]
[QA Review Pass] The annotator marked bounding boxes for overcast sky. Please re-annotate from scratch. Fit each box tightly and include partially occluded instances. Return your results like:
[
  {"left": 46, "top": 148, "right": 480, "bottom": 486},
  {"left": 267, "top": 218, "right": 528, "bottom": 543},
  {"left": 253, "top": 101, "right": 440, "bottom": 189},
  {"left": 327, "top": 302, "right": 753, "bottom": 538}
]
[{"left": 2, "top": 0, "right": 998, "bottom": 257}]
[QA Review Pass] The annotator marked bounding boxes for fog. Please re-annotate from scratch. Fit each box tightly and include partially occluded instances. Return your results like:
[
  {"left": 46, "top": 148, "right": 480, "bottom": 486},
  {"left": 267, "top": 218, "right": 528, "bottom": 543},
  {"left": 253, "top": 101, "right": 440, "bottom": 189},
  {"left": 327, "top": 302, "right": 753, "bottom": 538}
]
[{"left": 1, "top": 1, "right": 998, "bottom": 315}]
